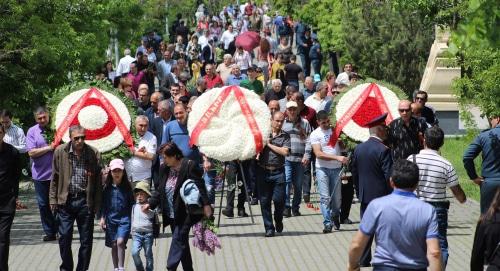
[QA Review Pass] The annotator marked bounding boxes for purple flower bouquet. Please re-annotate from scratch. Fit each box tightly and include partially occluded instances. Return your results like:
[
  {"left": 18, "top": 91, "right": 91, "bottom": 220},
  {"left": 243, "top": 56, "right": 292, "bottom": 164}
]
[{"left": 192, "top": 218, "right": 221, "bottom": 255}]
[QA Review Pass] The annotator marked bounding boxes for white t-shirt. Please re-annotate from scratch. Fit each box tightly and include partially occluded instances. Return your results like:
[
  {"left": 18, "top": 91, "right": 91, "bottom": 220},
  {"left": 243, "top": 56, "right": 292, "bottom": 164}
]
[
  {"left": 126, "top": 131, "right": 157, "bottom": 182},
  {"left": 220, "top": 30, "right": 237, "bottom": 50},
  {"left": 304, "top": 94, "right": 332, "bottom": 113},
  {"left": 116, "top": 55, "right": 136, "bottom": 76},
  {"left": 310, "top": 127, "right": 342, "bottom": 169},
  {"left": 335, "top": 72, "right": 350, "bottom": 86}
]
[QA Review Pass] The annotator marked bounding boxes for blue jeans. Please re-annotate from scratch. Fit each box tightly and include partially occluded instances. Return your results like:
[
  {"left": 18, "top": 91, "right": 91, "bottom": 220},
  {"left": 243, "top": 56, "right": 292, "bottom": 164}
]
[
  {"left": 257, "top": 167, "right": 286, "bottom": 232},
  {"left": 203, "top": 169, "right": 216, "bottom": 205},
  {"left": 316, "top": 167, "right": 341, "bottom": 226},
  {"left": 57, "top": 196, "right": 94, "bottom": 271},
  {"left": 311, "top": 59, "right": 322, "bottom": 75},
  {"left": 285, "top": 161, "right": 304, "bottom": 211},
  {"left": 298, "top": 53, "right": 311, "bottom": 76},
  {"left": 131, "top": 232, "right": 154, "bottom": 271},
  {"left": 34, "top": 180, "right": 56, "bottom": 236},
  {"left": 427, "top": 202, "right": 450, "bottom": 267},
  {"left": 480, "top": 179, "right": 500, "bottom": 213}
]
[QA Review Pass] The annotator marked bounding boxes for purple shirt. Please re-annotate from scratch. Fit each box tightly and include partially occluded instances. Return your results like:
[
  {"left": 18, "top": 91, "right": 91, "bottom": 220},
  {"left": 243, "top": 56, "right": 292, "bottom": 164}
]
[{"left": 26, "top": 124, "right": 53, "bottom": 181}]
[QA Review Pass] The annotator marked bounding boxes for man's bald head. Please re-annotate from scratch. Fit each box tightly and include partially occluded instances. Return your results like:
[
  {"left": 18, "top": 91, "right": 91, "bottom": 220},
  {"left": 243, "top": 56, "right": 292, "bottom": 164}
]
[{"left": 268, "top": 100, "right": 280, "bottom": 115}]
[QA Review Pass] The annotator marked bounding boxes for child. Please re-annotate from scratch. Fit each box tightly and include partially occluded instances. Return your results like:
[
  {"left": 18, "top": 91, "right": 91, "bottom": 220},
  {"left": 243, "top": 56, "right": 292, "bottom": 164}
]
[
  {"left": 131, "top": 181, "right": 155, "bottom": 271},
  {"left": 99, "top": 159, "right": 134, "bottom": 271}
]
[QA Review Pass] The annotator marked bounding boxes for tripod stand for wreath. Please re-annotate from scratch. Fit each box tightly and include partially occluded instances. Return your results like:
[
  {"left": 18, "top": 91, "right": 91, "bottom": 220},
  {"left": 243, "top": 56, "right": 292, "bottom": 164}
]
[{"left": 187, "top": 86, "right": 271, "bottom": 227}]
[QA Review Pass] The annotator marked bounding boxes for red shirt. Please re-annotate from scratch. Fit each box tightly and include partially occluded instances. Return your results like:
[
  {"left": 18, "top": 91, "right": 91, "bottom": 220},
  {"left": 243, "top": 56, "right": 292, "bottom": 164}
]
[
  {"left": 204, "top": 74, "right": 224, "bottom": 89},
  {"left": 300, "top": 106, "right": 317, "bottom": 129}
]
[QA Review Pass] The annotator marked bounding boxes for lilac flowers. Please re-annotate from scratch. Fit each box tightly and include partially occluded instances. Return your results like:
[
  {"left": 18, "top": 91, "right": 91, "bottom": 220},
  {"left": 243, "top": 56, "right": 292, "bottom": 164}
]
[{"left": 192, "top": 218, "right": 221, "bottom": 255}]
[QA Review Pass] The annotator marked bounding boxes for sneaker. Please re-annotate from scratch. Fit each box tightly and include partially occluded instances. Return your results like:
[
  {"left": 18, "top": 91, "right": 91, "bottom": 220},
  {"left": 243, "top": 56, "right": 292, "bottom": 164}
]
[
  {"left": 323, "top": 224, "right": 333, "bottom": 233},
  {"left": 332, "top": 215, "right": 341, "bottom": 230},
  {"left": 43, "top": 235, "right": 57, "bottom": 242},
  {"left": 341, "top": 218, "right": 353, "bottom": 224},
  {"left": 303, "top": 194, "right": 310, "bottom": 203},
  {"left": 237, "top": 209, "right": 249, "bottom": 217},
  {"left": 292, "top": 210, "right": 301, "bottom": 216},
  {"left": 265, "top": 229, "right": 275, "bottom": 237},
  {"left": 275, "top": 221, "right": 283, "bottom": 233},
  {"left": 283, "top": 207, "right": 292, "bottom": 218},
  {"left": 221, "top": 209, "right": 234, "bottom": 218}
]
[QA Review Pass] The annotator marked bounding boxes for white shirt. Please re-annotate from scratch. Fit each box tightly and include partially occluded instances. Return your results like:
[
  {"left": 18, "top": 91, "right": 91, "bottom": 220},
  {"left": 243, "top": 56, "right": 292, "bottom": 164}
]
[
  {"left": 335, "top": 72, "right": 350, "bottom": 86},
  {"left": 116, "top": 55, "right": 136, "bottom": 76},
  {"left": 310, "top": 127, "right": 342, "bottom": 169},
  {"left": 220, "top": 30, "right": 237, "bottom": 50},
  {"left": 233, "top": 51, "right": 252, "bottom": 70},
  {"left": 131, "top": 203, "right": 154, "bottom": 233},
  {"left": 198, "top": 35, "right": 209, "bottom": 49},
  {"left": 304, "top": 94, "right": 332, "bottom": 113},
  {"left": 4, "top": 123, "right": 26, "bottom": 153},
  {"left": 126, "top": 131, "right": 157, "bottom": 182}
]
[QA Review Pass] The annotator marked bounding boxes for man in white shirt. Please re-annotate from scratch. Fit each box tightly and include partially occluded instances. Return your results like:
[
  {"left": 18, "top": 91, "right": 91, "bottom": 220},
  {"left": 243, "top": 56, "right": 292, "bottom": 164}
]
[
  {"left": 220, "top": 25, "right": 238, "bottom": 51},
  {"left": 310, "top": 110, "right": 348, "bottom": 233},
  {"left": 304, "top": 82, "right": 332, "bottom": 113},
  {"left": 116, "top": 48, "right": 136, "bottom": 77},
  {"left": 336, "top": 63, "right": 352, "bottom": 86},
  {"left": 126, "top": 116, "right": 157, "bottom": 187},
  {"left": 0, "top": 110, "right": 26, "bottom": 153}
]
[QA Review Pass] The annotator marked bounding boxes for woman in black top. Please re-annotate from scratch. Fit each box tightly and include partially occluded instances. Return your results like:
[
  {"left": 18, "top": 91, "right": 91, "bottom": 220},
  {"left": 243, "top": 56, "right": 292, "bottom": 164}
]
[
  {"left": 149, "top": 142, "right": 212, "bottom": 271},
  {"left": 471, "top": 188, "right": 500, "bottom": 271}
]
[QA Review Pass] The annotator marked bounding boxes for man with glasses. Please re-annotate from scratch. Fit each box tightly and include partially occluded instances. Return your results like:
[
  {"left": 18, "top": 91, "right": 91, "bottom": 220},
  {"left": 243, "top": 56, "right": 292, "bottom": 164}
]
[
  {"left": 388, "top": 100, "right": 426, "bottom": 160},
  {"left": 50, "top": 125, "right": 102, "bottom": 271},
  {"left": 351, "top": 113, "right": 393, "bottom": 267},
  {"left": 310, "top": 110, "right": 348, "bottom": 233},
  {"left": 414, "top": 90, "right": 438, "bottom": 126}
]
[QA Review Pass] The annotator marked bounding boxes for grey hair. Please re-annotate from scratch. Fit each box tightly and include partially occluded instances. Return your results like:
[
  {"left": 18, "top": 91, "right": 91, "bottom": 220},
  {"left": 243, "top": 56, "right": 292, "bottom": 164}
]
[
  {"left": 135, "top": 115, "right": 149, "bottom": 123},
  {"left": 158, "top": 100, "right": 171, "bottom": 110},
  {"left": 151, "top": 92, "right": 164, "bottom": 101},
  {"left": 272, "top": 79, "right": 282, "bottom": 86},
  {"left": 223, "top": 54, "right": 233, "bottom": 60},
  {"left": 196, "top": 77, "right": 206, "bottom": 86},
  {"left": 33, "top": 106, "right": 49, "bottom": 117},
  {"left": 316, "top": 82, "right": 328, "bottom": 92},
  {"left": 124, "top": 48, "right": 131, "bottom": 55},
  {"left": 69, "top": 125, "right": 85, "bottom": 137}
]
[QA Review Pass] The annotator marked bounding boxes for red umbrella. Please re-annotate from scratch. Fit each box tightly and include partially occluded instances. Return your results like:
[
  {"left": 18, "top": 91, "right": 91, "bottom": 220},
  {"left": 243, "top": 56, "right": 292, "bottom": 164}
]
[{"left": 235, "top": 31, "right": 261, "bottom": 52}]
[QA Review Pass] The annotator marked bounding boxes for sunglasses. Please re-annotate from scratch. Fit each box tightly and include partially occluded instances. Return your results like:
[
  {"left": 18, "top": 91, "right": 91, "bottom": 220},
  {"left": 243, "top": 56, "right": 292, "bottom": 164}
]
[
  {"left": 398, "top": 108, "right": 411, "bottom": 113},
  {"left": 73, "top": 136, "right": 85, "bottom": 141}
]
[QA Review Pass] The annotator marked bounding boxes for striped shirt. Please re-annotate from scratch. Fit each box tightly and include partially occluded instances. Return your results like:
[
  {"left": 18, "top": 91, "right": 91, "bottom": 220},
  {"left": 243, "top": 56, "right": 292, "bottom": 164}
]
[
  {"left": 407, "top": 149, "right": 459, "bottom": 202},
  {"left": 282, "top": 117, "right": 312, "bottom": 162},
  {"left": 4, "top": 123, "right": 26, "bottom": 153},
  {"left": 68, "top": 144, "right": 90, "bottom": 195}
]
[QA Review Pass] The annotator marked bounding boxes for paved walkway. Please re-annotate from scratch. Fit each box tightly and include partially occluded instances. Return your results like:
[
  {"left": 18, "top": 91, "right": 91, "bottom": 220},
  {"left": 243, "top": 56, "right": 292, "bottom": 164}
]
[{"left": 10, "top": 183, "right": 479, "bottom": 270}]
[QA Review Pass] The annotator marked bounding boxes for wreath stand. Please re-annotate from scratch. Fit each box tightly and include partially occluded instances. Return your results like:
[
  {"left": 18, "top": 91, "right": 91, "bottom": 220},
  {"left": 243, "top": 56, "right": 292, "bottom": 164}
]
[{"left": 217, "top": 161, "right": 255, "bottom": 227}]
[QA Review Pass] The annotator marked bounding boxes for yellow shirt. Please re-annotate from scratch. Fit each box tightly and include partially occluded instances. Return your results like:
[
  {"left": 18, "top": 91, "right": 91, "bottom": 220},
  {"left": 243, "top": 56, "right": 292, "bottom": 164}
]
[
  {"left": 271, "top": 63, "right": 285, "bottom": 80},
  {"left": 191, "top": 62, "right": 202, "bottom": 81}
]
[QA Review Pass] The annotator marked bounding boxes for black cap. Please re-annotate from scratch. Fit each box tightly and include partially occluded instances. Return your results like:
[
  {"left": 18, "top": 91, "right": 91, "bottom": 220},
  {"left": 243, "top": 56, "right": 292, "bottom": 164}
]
[{"left": 362, "top": 113, "right": 388, "bottom": 128}]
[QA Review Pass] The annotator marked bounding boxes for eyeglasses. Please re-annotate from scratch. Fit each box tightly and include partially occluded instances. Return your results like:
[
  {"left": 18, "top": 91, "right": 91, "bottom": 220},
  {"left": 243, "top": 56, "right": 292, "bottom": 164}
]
[
  {"left": 398, "top": 108, "right": 411, "bottom": 113},
  {"left": 73, "top": 136, "right": 85, "bottom": 141}
]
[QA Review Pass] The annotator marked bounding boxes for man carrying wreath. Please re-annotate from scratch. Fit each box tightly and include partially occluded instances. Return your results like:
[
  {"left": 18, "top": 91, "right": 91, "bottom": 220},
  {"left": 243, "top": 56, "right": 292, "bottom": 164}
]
[{"left": 256, "top": 111, "right": 290, "bottom": 237}]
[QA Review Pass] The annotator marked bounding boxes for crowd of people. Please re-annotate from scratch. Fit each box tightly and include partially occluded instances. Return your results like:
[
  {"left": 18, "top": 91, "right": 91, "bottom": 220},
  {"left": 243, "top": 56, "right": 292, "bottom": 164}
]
[{"left": 0, "top": 1, "right": 499, "bottom": 271}]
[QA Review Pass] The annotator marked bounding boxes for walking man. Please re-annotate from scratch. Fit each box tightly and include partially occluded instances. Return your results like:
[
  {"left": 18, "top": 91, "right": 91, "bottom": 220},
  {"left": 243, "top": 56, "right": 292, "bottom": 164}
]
[
  {"left": 0, "top": 124, "right": 21, "bottom": 271},
  {"left": 26, "top": 107, "right": 57, "bottom": 241},
  {"left": 463, "top": 114, "right": 500, "bottom": 213},
  {"left": 348, "top": 160, "right": 442, "bottom": 271},
  {"left": 282, "top": 101, "right": 311, "bottom": 217},
  {"left": 257, "top": 111, "right": 290, "bottom": 237},
  {"left": 409, "top": 126, "right": 466, "bottom": 267},
  {"left": 310, "top": 110, "right": 348, "bottom": 233},
  {"left": 50, "top": 125, "right": 102, "bottom": 271},
  {"left": 351, "top": 113, "right": 393, "bottom": 266}
]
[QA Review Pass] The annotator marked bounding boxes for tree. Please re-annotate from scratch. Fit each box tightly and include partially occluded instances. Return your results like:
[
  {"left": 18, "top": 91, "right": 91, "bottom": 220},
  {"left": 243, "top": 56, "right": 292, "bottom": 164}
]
[{"left": 343, "top": 1, "right": 434, "bottom": 95}]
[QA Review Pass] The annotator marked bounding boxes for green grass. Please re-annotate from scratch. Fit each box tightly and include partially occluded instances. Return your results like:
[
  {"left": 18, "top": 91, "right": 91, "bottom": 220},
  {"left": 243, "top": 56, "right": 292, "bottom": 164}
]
[{"left": 441, "top": 136, "right": 482, "bottom": 201}]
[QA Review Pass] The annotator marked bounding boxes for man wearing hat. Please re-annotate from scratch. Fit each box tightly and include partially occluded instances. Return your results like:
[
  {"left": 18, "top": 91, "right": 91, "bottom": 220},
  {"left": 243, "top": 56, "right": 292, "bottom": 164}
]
[
  {"left": 351, "top": 112, "right": 393, "bottom": 267},
  {"left": 282, "top": 101, "right": 312, "bottom": 217},
  {"left": 240, "top": 65, "right": 265, "bottom": 97}
]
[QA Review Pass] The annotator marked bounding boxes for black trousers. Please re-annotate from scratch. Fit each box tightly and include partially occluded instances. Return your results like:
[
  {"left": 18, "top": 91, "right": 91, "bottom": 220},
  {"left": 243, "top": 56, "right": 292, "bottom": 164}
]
[
  {"left": 360, "top": 202, "right": 374, "bottom": 266},
  {"left": 0, "top": 197, "right": 15, "bottom": 271},
  {"left": 225, "top": 163, "right": 246, "bottom": 211},
  {"left": 340, "top": 180, "right": 354, "bottom": 221},
  {"left": 57, "top": 196, "right": 94, "bottom": 271},
  {"left": 167, "top": 222, "right": 194, "bottom": 271}
]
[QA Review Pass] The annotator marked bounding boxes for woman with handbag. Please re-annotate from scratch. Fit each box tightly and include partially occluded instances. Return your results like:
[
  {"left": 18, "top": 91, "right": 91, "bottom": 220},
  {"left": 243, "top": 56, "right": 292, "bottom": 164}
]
[{"left": 148, "top": 142, "right": 212, "bottom": 271}]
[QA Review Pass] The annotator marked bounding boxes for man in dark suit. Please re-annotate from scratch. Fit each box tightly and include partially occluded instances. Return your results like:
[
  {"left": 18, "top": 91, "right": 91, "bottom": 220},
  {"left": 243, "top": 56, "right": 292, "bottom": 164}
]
[
  {"left": 351, "top": 113, "right": 393, "bottom": 267},
  {"left": 149, "top": 100, "right": 174, "bottom": 190},
  {"left": 201, "top": 38, "right": 215, "bottom": 76}
]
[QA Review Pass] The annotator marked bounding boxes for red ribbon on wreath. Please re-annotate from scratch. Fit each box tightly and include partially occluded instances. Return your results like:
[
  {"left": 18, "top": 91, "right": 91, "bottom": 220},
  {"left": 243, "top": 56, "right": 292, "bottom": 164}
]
[
  {"left": 328, "top": 83, "right": 393, "bottom": 147},
  {"left": 53, "top": 87, "right": 134, "bottom": 151},
  {"left": 189, "top": 86, "right": 264, "bottom": 154}
]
